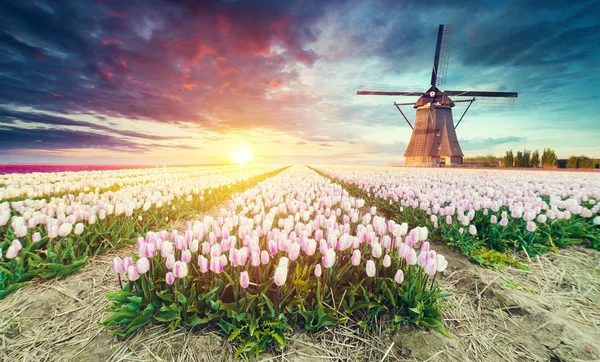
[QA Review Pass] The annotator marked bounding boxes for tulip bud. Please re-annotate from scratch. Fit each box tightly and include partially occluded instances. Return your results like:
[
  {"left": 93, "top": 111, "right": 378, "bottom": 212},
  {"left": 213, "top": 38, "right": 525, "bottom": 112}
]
[
  {"left": 74, "top": 223, "right": 84, "bottom": 235},
  {"left": 123, "top": 257, "right": 134, "bottom": 270},
  {"left": 165, "top": 272, "right": 175, "bottom": 285},
  {"left": 6, "top": 244, "right": 19, "bottom": 259},
  {"left": 261, "top": 250, "right": 270, "bottom": 265},
  {"left": 322, "top": 248, "right": 336, "bottom": 268},
  {"left": 406, "top": 249, "right": 417, "bottom": 265},
  {"left": 127, "top": 265, "right": 140, "bottom": 281},
  {"left": 274, "top": 266, "right": 288, "bottom": 286},
  {"left": 394, "top": 269, "right": 404, "bottom": 284},
  {"left": 240, "top": 271, "right": 250, "bottom": 289},
  {"left": 351, "top": 249, "right": 361, "bottom": 266},
  {"left": 136, "top": 257, "right": 150, "bottom": 274},
  {"left": 166, "top": 254, "right": 175, "bottom": 269},
  {"left": 173, "top": 261, "right": 188, "bottom": 278},
  {"left": 366, "top": 260, "right": 376, "bottom": 277},
  {"left": 112, "top": 256, "right": 124, "bottom": 273},
  {"left": 198, "top": 255, "right": 209, "bottom": 273},
  {"left": 424, "top": 259, "right": 437, "bottom": 276},
  {"left": 182, "top": 249, "right": 192, "bottom": 263},
  {"left": 371, "top": 242, "right": 382, "bottom": 258},
  {"left": 383, "top": 254, "right": 391, "bottom": 268},
  {"left": 58, "top": 222, "right": 73, "bottom": 237},
  {"left": 468, "top": 225, "right": 477, "bottom": 236},
  {"left": 436, "top": 255, "right": 448, "bottom": 272},
  {"left": 314, "top": 264, "right": 322, "bottom": 277}
]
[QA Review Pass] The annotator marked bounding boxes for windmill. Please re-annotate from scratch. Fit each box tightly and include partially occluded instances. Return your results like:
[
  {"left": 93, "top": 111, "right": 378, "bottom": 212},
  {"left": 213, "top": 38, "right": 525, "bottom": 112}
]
[{"left": 357, "top": 24, "right": 518, "bottom": 167}]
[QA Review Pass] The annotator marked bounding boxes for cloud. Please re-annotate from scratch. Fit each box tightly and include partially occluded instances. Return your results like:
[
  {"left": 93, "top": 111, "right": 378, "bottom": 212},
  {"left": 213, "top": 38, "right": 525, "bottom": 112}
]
[
  {"left": 461, "top": 136, "right": 525, "bottom": 150},
  {"left": 0, "top": 0, "right": 598, "bottom": 161}
]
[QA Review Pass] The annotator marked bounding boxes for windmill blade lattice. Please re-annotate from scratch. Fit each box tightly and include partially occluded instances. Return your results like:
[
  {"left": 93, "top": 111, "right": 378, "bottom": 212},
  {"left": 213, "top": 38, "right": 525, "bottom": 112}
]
[{"left": 435, "top": 25, "right": 454, "bottom": 87}]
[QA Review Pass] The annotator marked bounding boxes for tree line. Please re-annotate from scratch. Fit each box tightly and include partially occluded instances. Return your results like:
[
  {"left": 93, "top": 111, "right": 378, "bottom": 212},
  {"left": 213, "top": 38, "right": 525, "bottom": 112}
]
[{"left": 503, "top": 148, "right": 600, "bottom": 169}]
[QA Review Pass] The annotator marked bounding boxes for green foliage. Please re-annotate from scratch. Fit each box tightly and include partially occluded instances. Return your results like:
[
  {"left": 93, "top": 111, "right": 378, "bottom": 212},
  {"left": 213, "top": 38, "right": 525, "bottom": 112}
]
[
  {"left": 566, "top": 156, "right": 600, "bottom": 169},
  {"left": 541, "top": 148, "right": 557, "bottom": 168},
  {"left": 504, "top": 150, "right": 514, "bottom": 168}
]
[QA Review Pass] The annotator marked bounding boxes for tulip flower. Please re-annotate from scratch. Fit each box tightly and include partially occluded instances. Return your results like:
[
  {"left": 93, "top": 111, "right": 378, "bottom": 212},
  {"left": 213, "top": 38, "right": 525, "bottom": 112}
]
[
  {"left": 210, "top": 256, "right": 223, "bottom": 274},
  {"left": 127, "top": 265, "right": 140, "bottom": 281},
  {"left": 181, "top": 249, "right": 192, "bottom": 263},
  {"left": 173, "top": 261, "right": 188, "bottom": 278},
  {"left": 261, "top": 250, "right": 270, "bottom": 265},
  {"left": 424, "top": 259, "right": 437, "bottom": 276},
  {"left": 371, "top": 242, "right": 382, "bottom": 258},
  {"left": 137, "top": 257, "right": 150, "bottom": 274},
  {"left": 112, "top": 256, "right": 124, "bottom": 273},
  {"left": 165, "top": 272, "right": 175, "bottom": 285},
  {"left": 526, "top": 221, "right": 537, "bottom": 232},
  {"left": 351, "top": 249, "right": 361, "bottom": 266},
  {"left": 469, "top": 225, "right": 477, "bottom": 236},
  {"left": 366, "top": 260, "right": 376, "bottom": 277},
  {"left": 314, "top": 264, "right": 322, "bottom": 277},
  {"left": 382, "top": 254, "right": 391, "bottom": 268},
  {"left": 123, "top": 257, "right": 134, "bottom": 270},
  {"left": 198, "top": 255, "right": 209, "bottom": 273},
  {"left": 322, "top": 248, "right": 336, "bottom": 268},
  {"left": 406, "top": 249, "right": 417, "bottom": 265},
  {"left": 394, "top": 269, "right": 404, "bottom": 284},
  {"left": 74, "top": 223, "right": 84, "bottom": 235},
  {"left": 166, "top": 254, "right": 175, "bottom": 269},
  {"left": 240, "top": 271, "right": 250, "bottom": 289},
  {"left": 274, "top": 266, "right": 288, "bottom": 286},
  {"left": 6, "top": 244, "right": 19, "bottom": 259},
  {"left": 58, "top": 222, "right": 73, "bottom": 237},
  {"left": 436, "top": 255, "right": 448, "bottom": 272}
]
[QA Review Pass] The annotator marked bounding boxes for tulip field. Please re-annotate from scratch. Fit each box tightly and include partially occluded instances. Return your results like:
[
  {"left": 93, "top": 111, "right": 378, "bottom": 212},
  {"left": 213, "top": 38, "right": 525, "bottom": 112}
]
[{"left": 1, "top": 164, "right": 599, "bottom": 361}]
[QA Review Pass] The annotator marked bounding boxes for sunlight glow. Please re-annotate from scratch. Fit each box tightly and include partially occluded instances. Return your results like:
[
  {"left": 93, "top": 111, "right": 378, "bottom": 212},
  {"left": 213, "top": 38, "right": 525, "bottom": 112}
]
[{"left": 230, "top": 146, "right": 254, "bottom": 164}]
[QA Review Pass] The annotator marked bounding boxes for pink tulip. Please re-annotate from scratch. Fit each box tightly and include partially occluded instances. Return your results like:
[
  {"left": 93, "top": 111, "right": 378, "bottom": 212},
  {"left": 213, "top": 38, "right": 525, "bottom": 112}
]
[
  {"left": 250, "top": 250, "right": 261, "bottom": 266},
  {"left": 306, "top": 239, "right": 317, "bottom": 256},
  {"left": 406, "top": 249, "right": 417, "bottom": 265},
  {"left": 314, "top": 264, "right": 322, "bottom": 277},
  {"left": 165, "top": 272, "right": 175, "bottom": 285},
  {"left": 202, "top": 242, "right": 210, "bottom": 254},
  {"left": 366, "top": 260, "right": 376, "bottom": 277},
  {"left": 436, "top": 255, "right": 448, "bottom": 272},
  {"left": 112, "top": 257, "right": 124, "bottom": 273},
  {"left": 58, "top": 222, "right": 72, "bottom": 237},
  {"left": 74, "top": 223, "right": 84, "bottom": 235},
  {"left": 469, "top": 225, "right": 477, "bottom": 236},
  {"left": 161, "top": 241, "right": 173, "bottom": 257},
  {"left": 182, "top": 249, "right": 192, "bottom": 263},
  {"left": 420, "top": 241, "right": 430, "bottom": 252},
  {"left": 240, "top": 271, "right": 250, "bottom": 289},
  {"left": 210, "top": 256, "right": 223, "bottom": 274},
  {"left": 12, "top": 239, "right": 22, "bottom": 251},
  {"left": 32, "top": 232, "right": 41, "bottom": 243},
  {"left": 526, "top": 221, "right": 537, "bottom": 232},
  {"left": 268, "top": 239, "right": 278, "bottom": 254},
  {"left": 288, "top": 243, "right": 300, "bottom": 261},
  {"left": 417, "top": 251, "right": 428, "bottom": 267},
  {"left": 274, "top": 266, "right": 288, "bottom": 287},
  {"left": 261, "top": 250, "right": 270, "bottom": 265},
  {"left": 383, "top": 254, "right": 391, "bottom": 268},
  {"left": 166, "top": 254, "right": 175, "bottom": 269},
  {"left": 394, "top": 269, "right": 404, "bottom": 284},
  {"left": 173, "top": 261, "right": 188, "bottom": 278},
  {"left": 198, "top": 255, "right": 209, "bottom": 273},
  {"left": 137, "top": 257, "right": 150, "bottom": 274},
  {"left": 189, "top": 239, "right": 199, "bottom": 252},
  {"left": 371, "top": 242, "right": 382, "bottom": 258},
  {"left": 424, "top": 259, "right": 437, "bottom": 276},
  {"left": 123, "top": 257, "right": 134, "bottom": 270},
  {"left": 322, "top": 248, "right": 336, "bottom": 268},
  {"left": 351, "top": 249, "right": 361, "bottom": 266},
  {"left": 127, "top": 265, "right": 140, "bottom": 281},
  {"left": 6, "top": 245, "right": 19, "bottom": 259}
]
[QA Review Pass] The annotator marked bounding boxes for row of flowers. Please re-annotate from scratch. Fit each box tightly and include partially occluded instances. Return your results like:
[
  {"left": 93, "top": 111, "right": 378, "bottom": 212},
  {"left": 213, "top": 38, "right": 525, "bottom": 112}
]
[
  {"left": 102, "top": 165, "right": 450, "bottom": 358},
  {"left": 311, "top": 166, "right": 600, "bottom": 266},
  {"left": 0, "top": 166, "right": 285, "bottom": 298}
]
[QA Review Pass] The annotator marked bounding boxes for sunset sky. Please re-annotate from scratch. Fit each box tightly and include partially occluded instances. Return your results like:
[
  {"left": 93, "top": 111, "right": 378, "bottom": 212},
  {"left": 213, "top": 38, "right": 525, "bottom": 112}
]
[{"left": 0, "top": 0, "right": 598, "bottom": 165}]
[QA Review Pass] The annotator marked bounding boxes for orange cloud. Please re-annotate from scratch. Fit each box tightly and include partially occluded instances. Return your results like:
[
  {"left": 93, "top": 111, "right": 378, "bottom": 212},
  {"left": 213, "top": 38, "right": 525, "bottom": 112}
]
[
  {"left": 181, "top": 81, "right": 198, "bottom": 90},
  {"left": 163, "top": 93, "right": 182, "bottom": 101}
]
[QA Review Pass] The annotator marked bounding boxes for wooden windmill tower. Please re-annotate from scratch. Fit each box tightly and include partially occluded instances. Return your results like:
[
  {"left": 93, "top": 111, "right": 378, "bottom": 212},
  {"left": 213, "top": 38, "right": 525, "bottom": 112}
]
[{"left": 357, "top": 25, "right": 518, "bottom": 167}]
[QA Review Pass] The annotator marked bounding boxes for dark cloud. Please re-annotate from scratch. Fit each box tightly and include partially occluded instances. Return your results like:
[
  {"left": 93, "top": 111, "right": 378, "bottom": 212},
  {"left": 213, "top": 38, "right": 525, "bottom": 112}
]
[{"left": 0, "top": 108, "right": 190, "bottom": 141}]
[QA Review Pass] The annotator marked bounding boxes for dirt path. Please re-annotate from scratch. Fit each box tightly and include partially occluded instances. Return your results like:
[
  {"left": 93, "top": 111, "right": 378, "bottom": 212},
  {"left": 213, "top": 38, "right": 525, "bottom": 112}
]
[{"left": 393, "top": 243, "right": 600, "bottom": 361}]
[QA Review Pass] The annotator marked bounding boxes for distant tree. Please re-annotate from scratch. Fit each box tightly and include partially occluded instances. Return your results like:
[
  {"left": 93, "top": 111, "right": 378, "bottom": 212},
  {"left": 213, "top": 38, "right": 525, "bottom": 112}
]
[
  {"left": 523, "top": 150, "right": 531, "bottom": 168},
  {"left": 541, "top": 148, "right": 557, "bottom": 168},
  {"left": 504, "top": 150, "right": 514, "bottom": 167},
  {"left": 531, "top": 150, "right": 540, "bottom": 168},
  {"left": 566, "top": 156, "right": 593, "bottom": 168},
  {"left": 515, "top": 151, "right": 524, "bottom": 167}
]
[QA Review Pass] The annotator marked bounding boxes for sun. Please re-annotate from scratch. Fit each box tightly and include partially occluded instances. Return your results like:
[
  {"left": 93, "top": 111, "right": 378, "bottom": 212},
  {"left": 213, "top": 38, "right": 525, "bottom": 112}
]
[{"left": 230, "top": 146, "right": 254, "bottom": 164}]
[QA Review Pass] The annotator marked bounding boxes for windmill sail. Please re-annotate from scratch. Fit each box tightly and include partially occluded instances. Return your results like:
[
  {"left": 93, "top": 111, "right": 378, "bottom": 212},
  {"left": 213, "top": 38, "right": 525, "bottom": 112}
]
[
  {"left": 357, "top": 84, "right": 424, "bottom": 96},
  {"left": 431, "top": 25, "right": 454, "bottom": 87}
]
